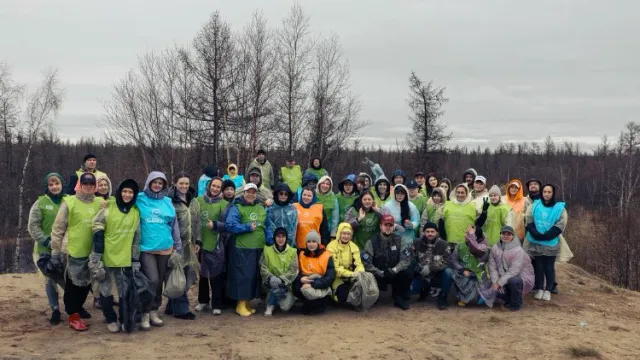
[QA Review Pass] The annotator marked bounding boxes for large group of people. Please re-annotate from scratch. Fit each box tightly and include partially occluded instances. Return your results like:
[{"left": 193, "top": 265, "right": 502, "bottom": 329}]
[{"left": 27, "top": 150, "right": 570, "bottom": 333}]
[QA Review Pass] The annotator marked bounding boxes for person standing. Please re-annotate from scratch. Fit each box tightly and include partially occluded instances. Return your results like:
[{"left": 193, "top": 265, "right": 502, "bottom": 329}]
[
  {"left": 420, "top": 187, "right": 446, "bottom": 229},
  {"left": 50, "top": 173, "right": 103, "bottom": 331},
  {"left": 222, "top": 164, "right": 246, "bottom": 190},
  {"left": 440, "top": 184, "right": 477, "bottom": 248},
  {"left": 476, "top": 185, "right": 512, "bottom": 246},
  {"left": 316, "top": 176, "right": 339, "bottom": 239},
  {"left": 66, "top": 153, "right": 108, "bottom": 195},
  {"left": 279, "top": 157, "right": 303, "bottom": 193},
  {"left": 197, "top": 164, "right": 219, "bottom": 197},
  {"left": 344, "top": 190, "right": 383, "bottom": 250},
  {"left": 383, "top": 184, "right": 420, "bottom": 247},
  {"left": 303, "top": 157, "right": 329, "bottom": 180},
  {"left": 407, "top": 180, "right": 427, "bottom": 236},
  {"left": 247, "top": 149, "right": 275, "bottom": 190},
  {"left": 28, "top": 173, "right": 66, "bottom": 325},
  {"left": 293, "top": 186, "right": 330, "bottom": 249},
  {"left": 267, "top": 183, "right": 299, "bottom": 247},
  {"left": 336, "top": 174, "right": 359, "bottom": 223},
  {"left": 504, "top": 179, "right": 526, "bottom": 239},
  {"left": 226, "top": 183, "right": 274, "bottom": 316}
]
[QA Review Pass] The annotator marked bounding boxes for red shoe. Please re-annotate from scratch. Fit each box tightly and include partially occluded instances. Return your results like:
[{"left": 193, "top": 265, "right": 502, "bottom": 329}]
[{"left": 68, "top": 313, "right": 89, "bottom": 331}]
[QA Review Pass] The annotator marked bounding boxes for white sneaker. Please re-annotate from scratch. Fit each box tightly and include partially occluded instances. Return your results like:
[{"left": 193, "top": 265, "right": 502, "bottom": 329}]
[
  {"left": 195, "top": 303, "right": 210, "bottom": 312},
  {"left": 533, "top": 289, "right": 544, "bottom": 300},
  {"left": 107, "top": 322, "right": 120, "bottom": 333},
  {"left": 542, "top": 290, "right": 551, "bottom": 301},
  {"left": 140, "top": 313, "right": 151, "bottom": 331},
  {"left": 264, "top": 305, "right": 275, "bottom": 317},
  {"left": 149, "top": 311, "right": 164, "bottom": 327},
  {"left": 212, "top": 309, "right": 222, "bottom": 316}
]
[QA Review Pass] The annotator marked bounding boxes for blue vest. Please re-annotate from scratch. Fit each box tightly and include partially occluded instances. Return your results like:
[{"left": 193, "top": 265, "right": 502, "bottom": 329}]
[
  {"left": 526, "top": 200, "right": 565, "bottom": 247},
  {"left": 137, "top": 192, "right": 176, "bottom": 252}
]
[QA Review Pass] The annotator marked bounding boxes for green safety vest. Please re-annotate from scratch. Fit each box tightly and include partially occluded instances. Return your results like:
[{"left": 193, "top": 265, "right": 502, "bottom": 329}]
[
  {"left": 280, "top": 165, "right": 302, "bottom": 192},
  {"left": 483, "top": 203, "right": 511, "bottom": 246},
  {"left": 197, "top": 197, "right": 229, "bottom": 251},
  {"left": 336, "top": 193, "right": 357, "bottom": 223},
  {"left": 317, "top": 192, "right": 337, "bottom": 226},
  {"left": 410, "top": 195, "right": 427, "bottom": 216},
  {"left": 65, "top": 196, "right": 102, "bottom": 258},
  {"left": 235, "top": 203, "right": 267, "bottom": 249},
  {"left": 263, "top": 245, "right": 297, "bottom": 277},
  {"left": 35, "top": 195, "right": 61, "bottom": 254},
  {"left": 457, "top": 241, "right": 485, "bottom": 279},
  {"left": 354, "top": 210, "right": 379, "bottom": 249},
  {"left": 306, "top": 168, "right": 327, "bottom": 180},
  {"left": 443, "top": 201, "right": 476, "bottom": 244},
  {"left": 103, "top": 201, "right": 140, "bottom": 267}
]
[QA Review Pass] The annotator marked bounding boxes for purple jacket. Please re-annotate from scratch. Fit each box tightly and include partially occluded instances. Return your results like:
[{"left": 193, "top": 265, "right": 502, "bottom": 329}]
[{"left": 489, "top": 238, "right": 534, "bottom": 292}]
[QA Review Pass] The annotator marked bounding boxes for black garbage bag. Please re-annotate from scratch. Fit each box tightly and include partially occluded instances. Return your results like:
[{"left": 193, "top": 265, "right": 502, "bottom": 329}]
[{"left": 120, "top": 268, "right": 154, "bottom": 333}]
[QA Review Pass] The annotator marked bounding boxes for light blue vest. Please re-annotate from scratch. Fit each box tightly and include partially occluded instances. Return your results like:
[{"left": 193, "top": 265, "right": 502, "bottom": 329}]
[
  {"left": 526, "top": 200, "right": 565, "bottom": 247},
  {"left": 137, "top": 192, "right": 176, "bottom": 252}
]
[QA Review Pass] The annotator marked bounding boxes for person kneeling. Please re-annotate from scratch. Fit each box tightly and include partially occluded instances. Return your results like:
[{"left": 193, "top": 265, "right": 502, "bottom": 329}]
[
  {"left": 480, "top": 226, "right": 534, "bottom": 311},
  {"left": 363, "top": 215, "right": 412, "bottom": 310},
  {"left": 327, "top": 223, "right": 379, "bottom": 310},
  {"left": 260, "top": 227, "right": 299, "bottom": 316},
  {"left": 449, "top": 225, "right": 490, "bottom": 307},
  {"left": 412, "top": 222, "right": 453, "bottom": 310},
  {"left": 293, "top": 231, "right": 335, "bottom": 315}
]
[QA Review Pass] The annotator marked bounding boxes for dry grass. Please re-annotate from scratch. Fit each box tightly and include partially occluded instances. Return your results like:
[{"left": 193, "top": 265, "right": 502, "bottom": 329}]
[
  {"left": 598, "top": 284, "right": 616, "bottom": 294},
  {"left": 608, "top": 325, "right": 630, "bottom": 332},
  {"left": 568, "top": 346, "right": 602, "bottom": 358}
]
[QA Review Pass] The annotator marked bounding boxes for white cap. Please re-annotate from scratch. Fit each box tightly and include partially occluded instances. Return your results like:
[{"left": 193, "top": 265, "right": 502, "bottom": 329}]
[
  {"left": 244, "top": 183, "right": 258, "bottom": 191},
  {"left": 474, "top": 175, "right": 487, "bottom": 184}
]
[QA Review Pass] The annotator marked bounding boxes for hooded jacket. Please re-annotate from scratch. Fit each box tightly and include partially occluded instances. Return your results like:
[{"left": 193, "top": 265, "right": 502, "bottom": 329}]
[
  {"left": 259, "top": 227, "right": 299, "bottom": 292},
  {"left": 268, "top": 183, "right": 298, "bottom": 247},
  {"left": 441, "top": 184, "right": 476, "bottom": 244},
  {"left": 222, "top": 164, "right": 246, "bottom": 190},
  {"left": 294, "top": 173, "right": 319, "bottom": 202},
  {"left": 136, "top": 171, "right": 182, "bottom": 253},
  {"left": 225, "top": 194, "right": 274, "bottom": 249},
  {"left": 382, "top": 184, "right": 420, "bottom": 246},
  {"left": 95, "top": 175, "right": 113, "bottom": 200},
  {"left": 421, "top": 187, "right": 446, "bottom": 229},
  {"left": 28, "top": 173, "right": 66, "bottom": 255},
  {"left": 247, "top": 157, "right": 275, "bottom": 190},
  {"left": 197, "top": 164, "right": 218, "bottom": 197},
  {"left": 303, "top": 158, "right": 328, "bottom": 180},
  {"left": 326, "top": 223, "right": 365, "bottom": 291},
  {"left": 239, "top": 167, "right": 274, "bottom": 203},
  {"left": 357, "top": 172, "right": 373, "bottom": 191},
  {"left": 168, "top": 184, "right": 196, "bottom": 248},
  {"left": 316, "top": 175, "right": 339, "bottom": 237},
  {"left": 293, "top": 188, "right": 330, "bottom": 248},
  {"left": 372, "top": 176, "right": 392, "bottom": 207},
  {"left": 337, "top": 174, "right": 358, "bottom": 223},
  {"left": 462, "top": 168, "right": 478, "bottom": 185},
  {"left": 391, "top": 169, "right": 407, "bottom": 184},
  {"left": 189, "top": 178, "right": 229, "bottom": 251}
]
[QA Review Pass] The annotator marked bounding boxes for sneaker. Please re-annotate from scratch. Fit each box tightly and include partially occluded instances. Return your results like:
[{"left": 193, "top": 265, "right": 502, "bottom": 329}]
[
  {"left": 50, "top": 309, "right": 61, "bottom": 325},
  {"left": 107, "top": 322, "right": 120, "bottom": 333},
  {"left": 140, "top": 313, "right": 151, "bottom": 331},
  {"left": 533, "top": 289, "right": 544, "bottom": 300},
  {"left": 68, "top": 313, "right": 88, "bottom": 332},
  {"left": 264, "top": 305, "right": 275, "bottom": 317},
  {"left": 542, "top": 290, "right": 551, "bottom": 301},
  {"left": 195, "top": 303, "right": 210, "bottom": 312},
  {"left": 212, "top": 309, "right": 222, "bottom": 316},
  {"left": 149, "top": 311, "right": 164, "bottom": 327}
]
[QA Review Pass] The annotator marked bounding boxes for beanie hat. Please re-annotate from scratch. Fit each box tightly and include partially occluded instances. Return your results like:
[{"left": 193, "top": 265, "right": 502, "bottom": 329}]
[
  {"left": 489, "top": 185, "right": 501, "bottom": 196},
  {"left": 423, "top": 222, "right": 438, "bottom": 232},
  {"left": 204, "top": 164, "right": 218, "bottom": 178},
  {"left": 305, "top": 231, "right": 321, "bottom": 243},
  {"left": 83, "top": 153, "right": 96, "bottom": 162},
  {"left": 257, "top": 149, "right": 266, "bottom": 155},
  {"left": 222, "top": 179, "right": 236, "bottom": 191}
]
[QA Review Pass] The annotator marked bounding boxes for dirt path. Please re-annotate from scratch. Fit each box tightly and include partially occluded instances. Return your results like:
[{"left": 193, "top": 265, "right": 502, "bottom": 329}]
[{"left": 1, "top": 264, "right": 639, "bottom": 360}]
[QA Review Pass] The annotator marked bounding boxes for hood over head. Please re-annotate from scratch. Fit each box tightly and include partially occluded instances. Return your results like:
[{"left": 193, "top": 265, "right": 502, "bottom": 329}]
[
  {"left": 507, "top": 179, "right": 524, "bottom": 201},
  {"left": 95, "top": 175, "right": 113, "bottom": 200},
  {"left": 310, "top": 157, "right": 322, "bottom": 170},
  {"left": 273, "top": 182, "right": 294, "bottom": 206},
  {"left": 301, "top": 172, "right": 319, "bottom": 187},
  {"left": 375, "top": 175, "right": 391, "bottom": 200},
  {"left": 392, "top": 184, "right": 409, "bottom": 201},
  {"left": 273, "top": 227, "right": 289, "bottom": 251},
  {"left": 298, "top": 186, "right": 318, "bottom": 208},
  {"left": 203, "top": 164, "right": 218, "bottom": 178},
  {"left": 430, "top": 187, "right": 447, "bottom": 202},
  {"left": 338, "top": 174, "right": 357, "bottom": 195},
  {"left": 316, "top": 175, "right": 334, "bottom": 195},
  {"left": 227, "top": 163, "right": 239, "bottom": 173},
  {"left": 391, "top": 169, "right": 407, "bottom": 183},
  {"left": 462, "top": 168, "right": 478, "bottom": 182},
  {"left": 358, "top": 172, "right": 373, "bottom": 186},
  {"left": 336, "top": 222, "right": 354, "bottom": 243},
  {"left": 44, "top": 173, "right": 65, "bottom": 204},
  {"left": 144, "top": 171, "right": 169, "bottom": 198},
  {"left": 116, "top": 179, "right": 140, "bottom": 213}
]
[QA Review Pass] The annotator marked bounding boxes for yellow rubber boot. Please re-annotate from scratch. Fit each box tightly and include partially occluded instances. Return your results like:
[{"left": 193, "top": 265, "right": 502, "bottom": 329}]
[
  {"left": 246, "top": 301, "right": 256, "bottom": 314},
  {"left": 235, "top": 300, "right": 252, "bottom": 317}
]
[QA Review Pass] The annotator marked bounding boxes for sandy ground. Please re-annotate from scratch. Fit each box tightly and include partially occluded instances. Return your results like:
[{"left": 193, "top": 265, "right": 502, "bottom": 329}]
[{"left": 0, "top": 264, "right": 639, "bottom": 360}]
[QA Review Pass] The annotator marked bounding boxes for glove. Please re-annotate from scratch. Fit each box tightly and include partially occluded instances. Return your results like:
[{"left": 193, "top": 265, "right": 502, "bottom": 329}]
[
  {"left": 43, "top": 237, "right": 51, "bottom": 249},
  {"left": 420, "top": 265, "right": 431, "bottom": 277},
  {"left": 131, "top": 261, "right": 141, "bottom": 273},
  {"left": 383, "top": 269, "right": 396, "bottom": 279},
  {"left": 482, "top": 197, "right": 490, "bottom": 212},
  {"left": 48, "top": 254, "right": 64, "bottom": 273},
  {"left": 362, "top": 157, "right": 374, "bottom": 166},
  {"left": 91, "top": 261, "right": 106, "bottom": 281},
  {"left": 269, "top": 276, "right": 283, "bottom": 289}
]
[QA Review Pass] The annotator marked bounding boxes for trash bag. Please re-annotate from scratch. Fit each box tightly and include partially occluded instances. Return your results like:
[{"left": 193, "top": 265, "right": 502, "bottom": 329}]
[
  {"left": 346, "top": 272, "right": 379, "bottom": 310},
  {"left": 300, "top": 274, "right": 331, "bottom": 300},
  {"left": 119, "top": 267, "right": 153, "bottom": 333},
  {"left": 163, "top": 265, "right": 186, "bottom": 299},
  {"left": 557, "top": 235, "right": 574, "bottom": 264},
  {"left": 36, "top": 253, "right": 65, "bottom": 285}
]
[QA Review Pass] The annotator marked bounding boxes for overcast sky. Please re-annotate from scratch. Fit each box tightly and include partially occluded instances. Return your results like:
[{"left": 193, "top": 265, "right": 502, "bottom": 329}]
[{"left": 1, "top": 0, "right": 637, "bottom": 150}]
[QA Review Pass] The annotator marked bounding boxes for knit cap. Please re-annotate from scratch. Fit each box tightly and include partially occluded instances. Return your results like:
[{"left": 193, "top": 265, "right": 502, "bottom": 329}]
[
  {"left": 489, "top": 185, "right": 501, "bottom": 196},
  {"left": 305, "top": 231, "right": 321, "bottom": 243}
]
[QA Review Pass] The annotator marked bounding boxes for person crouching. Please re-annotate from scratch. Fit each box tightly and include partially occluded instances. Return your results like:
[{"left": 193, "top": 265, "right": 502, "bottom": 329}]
[
  {"left": 260, "top": 227, "right": 299, "bottom": 316},
  {"left": 293, "top": 231, "right": 335, "bottom": 315}
]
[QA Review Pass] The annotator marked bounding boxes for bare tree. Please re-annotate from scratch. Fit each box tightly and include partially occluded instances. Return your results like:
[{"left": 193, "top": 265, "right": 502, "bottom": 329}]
[
  {"left": 15, "top": 68, "right": 63, "bottom": 271},
  {"left": 306, "top": 34, "right": 364, "bottom": 162},
  {"left": 0, "top": 63, "right": 24, "bottom": 179},
  {"left": 274, "top": 3, "right": 314, "bottom": 156},
  {"left": 405, "top": 71, "right": 450, "bottom": 167}
]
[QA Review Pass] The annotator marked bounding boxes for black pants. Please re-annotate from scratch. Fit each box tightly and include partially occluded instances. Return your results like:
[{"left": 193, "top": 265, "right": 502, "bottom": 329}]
[
  {"left": 63, "top": 275, "right": 91, "bottom": 315},
  {"left": 497, "top": 276, "right": 524, "bottom": 310},
  {"left": 376, "top": 269, "right": 412, "bottom": 298},
  {"left": 197, "top": 273, "right": 224, "bottom": 309},
  {"left": 292, "top": 277, "right": 328, "bottom": 313},
  {"left": 534, "top": 256, "right": 556, "bottom": 291},
  {"left": 100, "top": 295, "right": 123, "bottom": 323},
  {"left": 335, "top": 283, "right": 350, "bottom": 303}
]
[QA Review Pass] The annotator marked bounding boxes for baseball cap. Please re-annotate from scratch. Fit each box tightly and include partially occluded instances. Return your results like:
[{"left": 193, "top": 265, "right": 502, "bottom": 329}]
[
  {"left": 80, "top": 173, "right": 96, "bottom": 185},
  {"left": 244, "top": 183, "right": 258, "bottom": 192},
  {"left": 381, "top": 214, "right": 395, "bottom": 225},
  {"left": 474, "top": 175, "right": 487, "bottom": 184},
  {"left": 406, "top": 180, "right": 419, "bottom": 189}
]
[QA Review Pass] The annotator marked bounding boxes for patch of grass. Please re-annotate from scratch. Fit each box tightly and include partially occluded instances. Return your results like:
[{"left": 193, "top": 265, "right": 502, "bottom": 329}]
[
  {"left": 609, "top": 325, "right": 630, "bottom": 332},
  {"left": 598, "top": 284, "right": 616, "bottom": 294},
  {"left": 568, "top": 346, "right": 602, "bottom": 358}
]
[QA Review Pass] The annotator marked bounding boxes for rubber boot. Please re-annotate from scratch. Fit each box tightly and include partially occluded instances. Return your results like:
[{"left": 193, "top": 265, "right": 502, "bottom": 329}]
[
  {"left": 245, "top": 300, "right": 257, "bottom": 314},
  {"left": 68, "top": 313, "right": 89, "bottom": 331},
  {"left": 235, "top": 300, "right": 252, "bottom": 317}
]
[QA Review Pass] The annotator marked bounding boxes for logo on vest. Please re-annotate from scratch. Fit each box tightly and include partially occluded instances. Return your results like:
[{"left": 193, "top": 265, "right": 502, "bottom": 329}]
[
  {"left": 365, "top": 218, "right": 374, "bottom": 225},
  {"left": 146, "top": 208, "right": 165, "bottom": 224},
  {"left": 303, "top": 212, "right": 310, "bottom": 218},
  {"left": 45, "top": 205, "right": 54, "bottom": 210},
  {"left": 201, "top": 211, "right": 209, "bottom": 220},
  {"left": 88, "top": 207, "right": 95, "bottom": 214},
  {"left": 249, "top": 212, "right": 258, "bottom": 221}
]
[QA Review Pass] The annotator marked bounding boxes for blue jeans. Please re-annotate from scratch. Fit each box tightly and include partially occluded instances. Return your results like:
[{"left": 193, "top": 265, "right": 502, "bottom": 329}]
[
  {"left": 45, "top": 277, "right": 60, "bottom": 310},
  {"left": 418, "top": 268, "right": 453, "bottom": 297}
]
